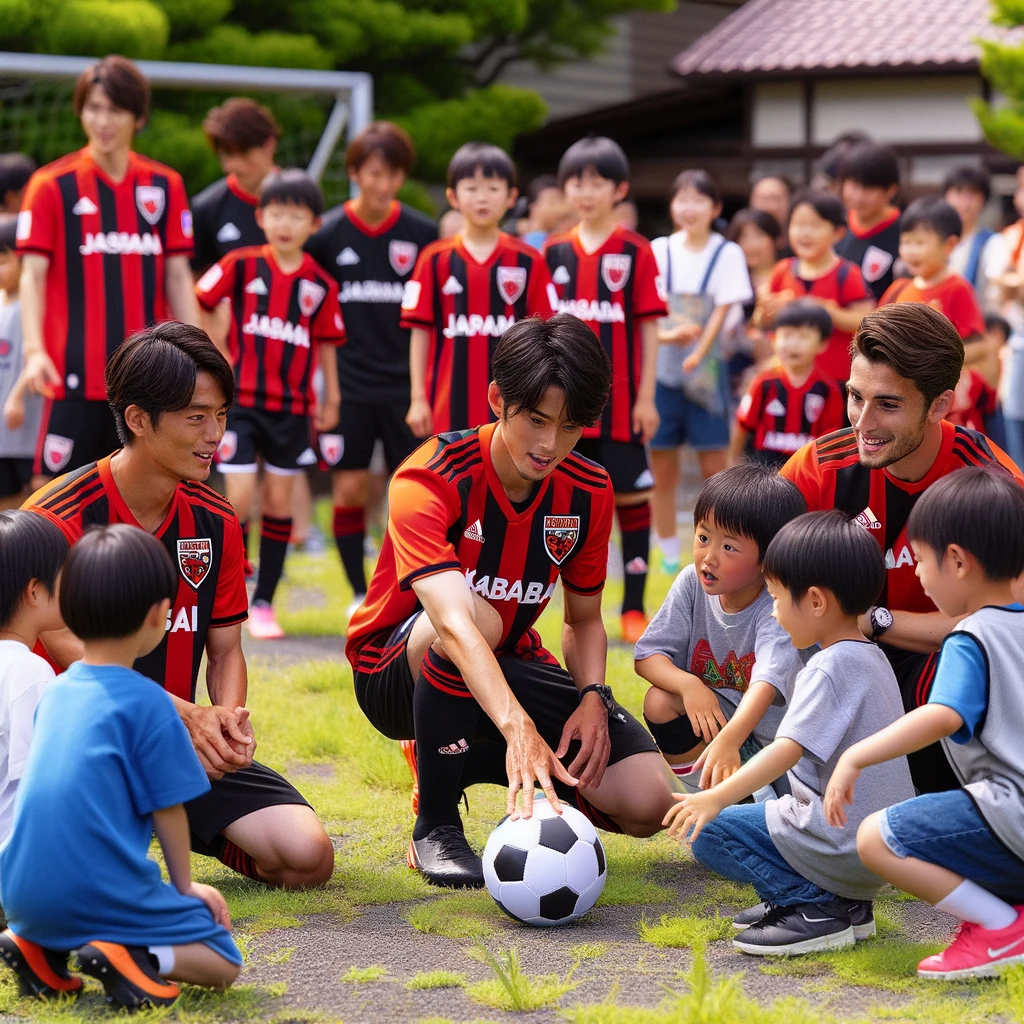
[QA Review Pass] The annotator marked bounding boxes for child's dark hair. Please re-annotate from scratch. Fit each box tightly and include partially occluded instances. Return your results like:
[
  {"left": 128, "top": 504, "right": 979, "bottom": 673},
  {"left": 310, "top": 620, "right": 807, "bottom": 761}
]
[
  {"left": 815, "top": 131, "right": 871, "bottom": 182},
  {"left": 0, "top": 512, "right": 69, "bottom": 630},
  {"left": 762, "top": 510, "right": 885, "bottom": 616},
  {"left": 789, "top": 189, "right": 846, "bottom": 229},
  {"left": 775, "top": 299, "right": 832, "bottom": 341},
  {"left": 528, "top": 174, "right": 560, "bottom": 205},
  {"left": 841, "top": 141, "right": 900, "bottom": 190},
  {"left": 60, "top": 525, "right": 177, "bottom": 640},
  {"left": 900, "top": 196, "right": 961, "bottom": 241},
  {"left": 726, "top": 208, "right": 781, "bottom": 244},
  {"left": 558, "top": 136, "right": 629, "bottom": 187},
  {"left": 672, "top": 169, "right": 720, "bottom": 206},
  {"left": 491, "top": 314, "right": 611, "bottom": 428},
  {"left": 258, "top": 168, "right": 324, "bottom": 217},
  {"left": 345, "top": 120, "right": 416, "bottom": 175},
  {"left": 0, "top": 153, "right": 36, "bottom": 199},
  {"left": 942, "top": 165, "right": 991, "bottom": 203},
  {"left": 447, "top": 142, "right": 517, "bottom": 190},
  {"left": 985, "top": 313, "right": 1011, "bottom": 343},
  {"left": 692, "top": 463, "right": 807, "bottom": 562},
  {"left": 0, "top": 213, "right": 18, "bottom": 253},
  {"left": 907, "top": 466, "right": 1024, "bottom": 581}
]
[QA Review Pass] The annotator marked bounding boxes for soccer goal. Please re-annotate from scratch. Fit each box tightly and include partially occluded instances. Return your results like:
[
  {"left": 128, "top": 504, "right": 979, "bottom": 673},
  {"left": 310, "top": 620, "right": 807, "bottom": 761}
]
[{"left": 0, "top": 51, "right": 372, "bottom": 203}]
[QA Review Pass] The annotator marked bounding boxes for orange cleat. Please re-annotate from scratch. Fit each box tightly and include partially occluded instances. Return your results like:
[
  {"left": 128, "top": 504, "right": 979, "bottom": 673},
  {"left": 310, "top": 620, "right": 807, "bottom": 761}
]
[
  {"left": 620, "top": 610, "right": 649, "bottom": 645},
  {"left": 399, "top": 739, "right": 419, "bottom": 815},
  {"left": 76, "top": 942, "right": 180, "bottom": 1010},
  {"left": 0, "top": 930, "right": 82, "bottom": 999}
]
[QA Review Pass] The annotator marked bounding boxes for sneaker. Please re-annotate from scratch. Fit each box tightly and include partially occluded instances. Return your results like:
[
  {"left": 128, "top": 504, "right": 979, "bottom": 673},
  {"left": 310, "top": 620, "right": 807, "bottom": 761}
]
[
  {"left": 247, "top": 601, "right": 284, "bottom": 640},
  {"left": 918, "top": 906, "right": 1024, "bottom": 980},
  {"left": 620, "top": 610, "right": 649, "bottom": 645},
  {"left": 733, "top": 899, "right": 876, "bottom": 941},
  {"left": 657, "top": 551, "right": 681, "bottom": 575},
  {"left": 408, "top": 824, "right": 485, "bottom": 888},
  {"left": 345, "top": 593, "right": 366, "bottom": 620},
  {"left": 77, "top": 942, "right": 179, "bottom": 1009},
  {"left": 733, "top": 900, "right": 855, "bottom": 955},
  {"left": 399, "top": 739, "right": 419, "bottom": 815},
  {"left": 0, "top": 930, "right": 82, "bottom": 999}
]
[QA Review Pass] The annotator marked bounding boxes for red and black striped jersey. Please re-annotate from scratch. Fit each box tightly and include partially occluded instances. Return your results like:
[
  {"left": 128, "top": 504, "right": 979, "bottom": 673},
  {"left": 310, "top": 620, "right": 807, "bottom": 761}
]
[
  {"left": 544, "top": 224, "right": 667, "bottom": 443},
  {"left": 24, "top": 456, "right": 248, "bottom": 702},
  {"left": 190, "top": 174, "right": 265, "bottom": 272},
  {"left": 16, "top": 148, "right": 193, "bottom": 402},
  {"left": 736, "top": 366, "right": 845, "bottom": 467},
  {"left": 781, "top": 422, "right": 1023, "bottom": 613},
  {"left": 400, "top": 233, "right": 556, "bottom": 432},
  {"left": 346, "top": 421, "right": 614, "bottom": 667},
  {"left": 195, "top": 245, "right": 344, "bottom": 415}
]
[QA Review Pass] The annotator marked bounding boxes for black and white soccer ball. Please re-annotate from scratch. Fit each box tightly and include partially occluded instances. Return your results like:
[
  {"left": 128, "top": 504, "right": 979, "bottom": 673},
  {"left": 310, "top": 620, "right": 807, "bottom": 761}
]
[{"left": 482, "top": 797, "right": 607, "bottom": 927}]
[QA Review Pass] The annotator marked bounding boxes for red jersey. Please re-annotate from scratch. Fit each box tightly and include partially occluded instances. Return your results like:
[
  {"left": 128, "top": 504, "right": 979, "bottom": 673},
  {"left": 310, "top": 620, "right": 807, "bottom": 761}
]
[
  {"left": 879, "top": 274, "right": 985, "bottom": 341},
  {"left": 346, "top": 422, "right": 614, "bottom": 667},
  {"left": 25, "top": 457, "right": 248, "bottom": 701},
  {"left": 16, "top": 148, "right": 193, "bottom": 401},
  {"left": 736, "top": 366, "right": 845, "bottom": 465},
  {"left": 947, "top": 369, "right": 998, "bottom": 433},
  {"left": 545, "top": 224, "right": 667, "bottom": 443},
  {"left": 767, "top": 257, "right": 869, "bottom": 382},
  {"left": 400, "top": 234, "right": 555, "bottom": 432},
  {"left": 196, "top": 246, "right": 344, "bottom": 415},
  {"left": 781, "top": 423, "right": 1023, "bottom": 614}
]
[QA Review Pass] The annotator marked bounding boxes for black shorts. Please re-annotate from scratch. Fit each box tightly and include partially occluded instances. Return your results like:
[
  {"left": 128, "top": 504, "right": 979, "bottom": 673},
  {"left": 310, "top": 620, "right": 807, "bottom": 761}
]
[
  {"left": 34, "top": 399, "right": 121, "bottom": 477},
  {"left": 0, "top": 457, "right": 33, "bottom": 498},
  {"left": 573, "top": 438, "right": 653, "bottom": 496},
  {"left": 218, "top": 406, "right": 316, "bottom": 476},
  {"left": 185, "top": 760, "right": 312, "bottom": 846},
  {"left": 319, "top": 398, "right": 418, "bottom": 473}
]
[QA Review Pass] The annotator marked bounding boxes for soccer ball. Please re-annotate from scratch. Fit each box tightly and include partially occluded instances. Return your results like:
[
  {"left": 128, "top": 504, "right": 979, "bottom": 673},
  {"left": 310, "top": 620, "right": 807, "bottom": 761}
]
[{"left": 482, "top": 797, "right": 607, "bottom": 927}]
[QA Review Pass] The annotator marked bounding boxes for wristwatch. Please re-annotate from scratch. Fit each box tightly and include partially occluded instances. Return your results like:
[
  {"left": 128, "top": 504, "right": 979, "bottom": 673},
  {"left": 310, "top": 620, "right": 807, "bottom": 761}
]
[
  {"left": 579, "top": 684, "right": 615, "bottom": 712},
  {"left": 869, "top": 606, "right": 894, "bottom": 641}
]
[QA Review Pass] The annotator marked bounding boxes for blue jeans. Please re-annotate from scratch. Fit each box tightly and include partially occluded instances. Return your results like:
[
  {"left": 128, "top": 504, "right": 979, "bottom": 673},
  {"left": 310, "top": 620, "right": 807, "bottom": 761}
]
[
  {"left": 1003, "top": 416, "right": 1024, "bottom": 471},
  {"left": 690, "top": 801, "right": 833, "bottom": 906}
]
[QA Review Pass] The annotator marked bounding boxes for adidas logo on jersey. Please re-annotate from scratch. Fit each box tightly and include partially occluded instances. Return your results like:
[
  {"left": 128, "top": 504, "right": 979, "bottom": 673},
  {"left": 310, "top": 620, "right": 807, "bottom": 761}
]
[
  {"left": 855, "top": 506, "right": 883, "bottom": 531},
  {"left": 463, "top": 569, "right": 556, "bottom": 605},
  {"left": 79, "top": 231, "right": 162, "bottom": 256},
  {"left": 552, "top": 265, "right": 570, "bottom": 285},
  {"left": 463, "top": 519, "right": 484, "bottom": 543},
  {"left": 242, "top": 313, "right": 310, "bottom": 348},
  {"left": 442, "top": 275, "right": 464, "bottom": 295},
  {"left": 72, "top": 196, "right": 98, "bottom": 216},
  {"left": 556, "top": 298, "right": 624, "bottom": 324},
  {"left": 443, "top": 313, "right": 513, "bottom": 339},
  {"left": 216, "top": 222, "right": 241, "bottom": 243},
  {"left": 337, "top": 247, "right": 360, "bottom": 265},
  {"left": 765, "top": 398, "right": 787, "bottom": 416},
  {"left": 245, "top": 277, "right": 268, "bottom": 295},
  {"left": 339, "top": 280, "right": 404, "bottom": 303},
  {"left": 296, "top": 447, "right": 318, "bottom": 466}
]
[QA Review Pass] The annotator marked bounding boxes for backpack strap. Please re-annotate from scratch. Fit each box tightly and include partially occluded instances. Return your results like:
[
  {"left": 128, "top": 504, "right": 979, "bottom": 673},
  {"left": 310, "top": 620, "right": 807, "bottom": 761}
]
[
  {"left": 835, "top": 259, "right": 850, "bottom": 293},
  {"left": 698, "top": 237, "right": 728, "bottom": 294},
  {"left": 964, "top": 227, "right": 995, "bottom": 289}
]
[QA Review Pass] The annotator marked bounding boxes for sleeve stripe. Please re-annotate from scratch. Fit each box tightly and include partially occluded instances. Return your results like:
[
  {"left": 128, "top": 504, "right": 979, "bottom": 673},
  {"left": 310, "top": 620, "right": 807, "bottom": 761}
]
[
  {"left": 561, "top": 580, "right": 605, "bottom": 596},
  {"left": 210, "top": 611, "right": 248, "bottom": 627},
  {"left": 399, "top": 561, "right": 462, "bottom": 590}
]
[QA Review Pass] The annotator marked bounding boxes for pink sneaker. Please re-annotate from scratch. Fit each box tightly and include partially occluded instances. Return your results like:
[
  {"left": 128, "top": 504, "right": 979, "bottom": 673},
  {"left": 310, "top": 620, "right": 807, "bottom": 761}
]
[
  {"left": 246, "top": 602, "right": 284, "bottom": 640},
  {"left": 918, "top": 907, "right": 1024, "bottom": 980}
]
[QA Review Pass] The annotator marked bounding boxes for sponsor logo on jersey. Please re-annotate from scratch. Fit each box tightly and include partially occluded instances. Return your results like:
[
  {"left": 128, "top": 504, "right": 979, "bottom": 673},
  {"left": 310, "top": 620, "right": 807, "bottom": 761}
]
[
  {"left": 72, "top": 196, "right": 98, "bottom": 216},
  {"left": 181, "top": 210, "right": 193, "bottom": 239},
  {"left": 242, "top": 314, "right": 310, "bottom": 348},
  {"left": 804, "top": 393, "right": 826, "bottom": 423},
  {"left": 401, "top": 280, "right": 422, "bottom": 310},
  {"left": 443, "top": 313, "right": 513, "bottom": 339},
  {"left": 439, "top": 738, "right": 469, "bottom": 755},
  {"left": 166, "top": 605, "right": 199, "bottom": 634},
  {"left": 177, "top": 538, "right": 212, "bottom": 589},
  {"left": 855, "top": 506, "right": 883, "bottom": 531},
  {"left": 297, "top": 447, "right": 318, "bottom": 466},
  {"left": 497, "top": 265, "right": 527, "bottom": 304},
  {"left": 463, "top": 519, "right": 484, "bottom": 543},
  {"left": 885, "top": 544, "right": 914, "bottom": 569},
  {"left": 245, "top": 277, "right": 268, "bottom": 295},
  {"left": 298, "top": 279, "right": 327, "bottom": 317},
  {"left": 862, "top": 245, "right": 893, "bottom": 284},
  {"left": 197, "top": 263, "right": 223, "bottom": 291},
  {"left": 543, "top": 514, "right": 580, "bottom": 565},
  {"left": 42, "top": 434, "right": 74, "bottom": 473},
  {"left": 16, "top": 211, "right": 30, "bottom": 241},
  {"left": 765, "top": 398, "right": 786, "bottom": 417},
  {"left": 441, "top": 275, "right": 464, "bottom": 295},
  {"left": 136, "top": 185, "right": 165, "bottom": 226},
  {"left": 337, "top": 247, "right": 360, "bottom": 265},
  {"left": 552, "top": 265, "right": 570, "bottom": 285},
  {"left": 80, "top": 232, "right": 163, "bottom": 257},
  {"left": 216, "top": 221, "right": 241, "bottom": 243},
  {"left": 339, "top": 280, "right": 404, "bottom": 303},
  {"left": 217, "top": 430, "right": 238, "bottom": 463},
  {"left": 389, "top": 239, "right": 418, "bottom": 276},
  {"left": 319, "top": 433, "right": 344, "bottom": 465},
  {"left": 601, "top": 253, "right": 631, "bottom": 292},
  {"left": 762, "top": 430, "right": 812, "bottom": 453},
  {"left": 556, "top": 298, "right": 624, "bottom": 323},
  {"left": 463, "top": 570, "right": 556, "bottom": 605}
]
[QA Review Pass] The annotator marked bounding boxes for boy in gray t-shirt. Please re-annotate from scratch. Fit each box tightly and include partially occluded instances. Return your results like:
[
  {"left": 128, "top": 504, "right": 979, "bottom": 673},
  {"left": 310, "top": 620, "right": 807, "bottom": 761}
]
[
  {"left": 665, "top": 510, "right": 913, "bottom": 957},
  {"left": 636, "top": 463, "right": 806, "bottom": 790}
]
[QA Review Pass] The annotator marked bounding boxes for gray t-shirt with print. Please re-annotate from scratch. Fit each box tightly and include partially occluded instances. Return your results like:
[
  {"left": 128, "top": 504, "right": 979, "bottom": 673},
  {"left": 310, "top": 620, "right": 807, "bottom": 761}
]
[
  {"left": 766, "top": 640, "right": 915, "bottom": 901},
  {"left": 0, "top": 300, "right": 41, "bottom": 459}
]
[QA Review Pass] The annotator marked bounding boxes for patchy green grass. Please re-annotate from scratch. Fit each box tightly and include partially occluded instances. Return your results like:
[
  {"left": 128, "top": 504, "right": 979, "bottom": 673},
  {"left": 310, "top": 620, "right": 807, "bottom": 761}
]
[
  {"left": 405, "top": 970, "right": 469, "bottom": 990},
  {"left": 407, "top": 890, "right": 506, "bottom": 939},
  {"left": 339, "top": 964, "right": 388, "bottom": 984},
  {"left": 465, "top": 946, "right": 580, "bottom": 1012},
  {"left": 264, "top": 946, "right": 297, "bottom": 965},
  {"left": 638, "top": 912, "right": 733, "bottom": 950}
]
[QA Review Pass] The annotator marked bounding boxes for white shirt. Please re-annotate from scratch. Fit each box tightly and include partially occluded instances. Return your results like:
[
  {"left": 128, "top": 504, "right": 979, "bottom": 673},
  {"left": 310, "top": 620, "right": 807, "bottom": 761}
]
[
  {"left": 949, "top": 229, "right": 1010, "bottom": 315},
  {"left": 651, "top": 231, "right": 753, "bottom": 307}
]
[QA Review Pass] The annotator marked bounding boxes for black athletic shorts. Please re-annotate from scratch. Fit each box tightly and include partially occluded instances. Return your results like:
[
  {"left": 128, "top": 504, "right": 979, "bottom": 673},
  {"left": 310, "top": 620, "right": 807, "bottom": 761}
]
[
  {"left": 319, "top": 398, "right": 418, "bottom": 473},
  {"left": 574, "top": 438, "right": 653, "bottom": 496},
  {"left": 185, "top": 759, "right": 312, "bottom": 846},
  {"left": 218, "top": 406, "right": 316, "bottom": 476},
  {"left": 34, "top": 399, "right": 121, "bottom": 477},
  {"left": 0, "top": 457, "right": 33, "bottom": 498}
]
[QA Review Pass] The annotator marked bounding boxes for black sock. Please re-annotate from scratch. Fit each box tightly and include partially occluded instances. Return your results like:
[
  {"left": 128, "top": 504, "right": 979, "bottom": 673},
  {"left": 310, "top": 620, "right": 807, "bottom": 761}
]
[
  {"left": 333, "top": 505, "right": 367, "bottom": 595},
  {"left": 618, "top": 502, "right": 651, "bottom": 615},
  {"left": 412, "top": 648, "right": 482, "bottom": 840},
  {"left": 253, "top": 514, "right": 292, "bottom": 605}
]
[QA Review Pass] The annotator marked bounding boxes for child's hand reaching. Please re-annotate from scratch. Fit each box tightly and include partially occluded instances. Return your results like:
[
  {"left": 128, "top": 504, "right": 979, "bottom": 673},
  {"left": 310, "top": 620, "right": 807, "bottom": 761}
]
[
  {"left": 824, "top": 752, "right": 861, "bottom": 827},
  {"left": 186, "top": 882, "right": 233, "bottom": 930},
  {"left": 693, "top": 734, "right": 741, "bottom": 790},
  {"left": 662, "top": 789, "right": 725, "bottom": 844}
]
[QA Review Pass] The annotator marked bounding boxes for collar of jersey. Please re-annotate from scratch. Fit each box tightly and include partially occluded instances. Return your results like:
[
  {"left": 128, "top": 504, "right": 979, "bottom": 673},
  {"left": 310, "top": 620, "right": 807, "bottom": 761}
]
[
  {"left": 260, "top": 244, "right": 310, "bottom": 277},
  {"left": 344, "top": 199, "right": 400, "bottom": 237},
  {"left": 881, "top": 420, "right": 956, "bottom": 493},
  {"left": 454, "top": 233, "right": 507, "bottom": 268},
  {"left": 80, "top": 146, "right": 139, "bottom": 190},
  {"left": 479, "top": 421, "right": 552, "bottom": 522},
  {"left": 571, "top": 221, "right": 624, "bottom": 259},
  {"left": 227, "top": 174, "right": 261, "bottom": 206},
  {"left": 98, "top": 454, "right": 180, "bottom": 538},
  {"left": 849, "top": 206, "right": 900, "bottom": 239}
]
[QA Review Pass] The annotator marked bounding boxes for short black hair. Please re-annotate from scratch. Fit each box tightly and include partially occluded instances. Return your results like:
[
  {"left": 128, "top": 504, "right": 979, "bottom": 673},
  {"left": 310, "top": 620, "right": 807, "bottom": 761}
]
[
  {"left": 942, "top": 165, "right": 991, "bottom": 203},
  {"left": 258, "top": 168, "right": 324, "bottom": 217},
  {"left": 528, "top": 174, "right": 560, "bottom": 205},
  {"left": 816, "top": 131, "right": 872, "bottom": 181},
  {"left": 558, "top": 136, "right": 629, "bottom": 187},
  {"left": 907, "top": 466, "right": 1024, "bottom": 581},
  {"left": 0, "top": 213, "right": 18, "bottom": 253},
  {"left": 60, "top": 525, "right": 177, "bottom": 640},
  {"left": 726, "top": 207, "right": 782, "bottom": 244},
  {"left": 900, "top": 196, "right": 962, "bottom": 241},
  {"left": 491, "top": 314, "right": 611, "bottom": 427},
  {"left": 692, "top": 462, "right": 807, "bottom": 562},
  {"left": 762, "top": 510, "right": 885, "bottom": 616},
  {"left": 672, "top": 169, "right": 720, "bottom": 205},
  {"left": 789, "top": 188, "right": 846, "bottom": 229},
  {"left": 0, "top": 512, "right": 69, "bottom": 630},
  {"left": 985, "top": 313, "right": 1011, "bottom": 343},
  {"left": 106, "top": 322, "right": 234, "bottom": 445},
  {"left": 775, "top": 299, "right": 833, "bottom": 341},
  {"left": 841, "top": 141, "right": 900, "bottom": 190},
  {"left": 0, "top": 153, "right": 36, "bottom": 198},
  {"left": 447, "top": 142, "right": 517, "bottom": 189}
]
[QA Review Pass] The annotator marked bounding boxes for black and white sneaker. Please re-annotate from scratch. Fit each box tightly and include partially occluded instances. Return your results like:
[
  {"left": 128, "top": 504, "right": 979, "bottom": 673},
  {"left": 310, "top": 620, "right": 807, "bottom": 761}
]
[
  {"left": 732, "top": 898, "right": 875, "bottom": 940},
  {"left": 408, "top": 825, "right": 484, "bottom": 888},
  {"left": 733, "top": 900, "right": 855, "bottom": 955}
]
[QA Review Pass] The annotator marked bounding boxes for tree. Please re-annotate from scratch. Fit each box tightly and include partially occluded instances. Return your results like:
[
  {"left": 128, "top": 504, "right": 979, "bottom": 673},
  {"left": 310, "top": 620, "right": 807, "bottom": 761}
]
[
  {"left": 974, "top": 0, "right": 1024, "bottom": 156},
  {"left": 0, "top": 0, "right": 674, "bottom": 205}
]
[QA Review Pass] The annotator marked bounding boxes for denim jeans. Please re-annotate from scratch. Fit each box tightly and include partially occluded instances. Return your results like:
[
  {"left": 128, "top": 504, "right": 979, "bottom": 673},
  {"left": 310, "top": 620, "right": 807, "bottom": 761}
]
[
  {"left": 1003, "top": 416, "right": 1024, "bottom": 471},
  {"left": 690, "top": 801, "right": 833, "bottom": 906}
]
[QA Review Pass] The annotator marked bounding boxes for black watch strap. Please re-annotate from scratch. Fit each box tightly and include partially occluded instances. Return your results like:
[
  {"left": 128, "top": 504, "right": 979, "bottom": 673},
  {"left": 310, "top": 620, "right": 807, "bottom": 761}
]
[{"left": 579, "top": 684, "right": 615, "bottom": 711}]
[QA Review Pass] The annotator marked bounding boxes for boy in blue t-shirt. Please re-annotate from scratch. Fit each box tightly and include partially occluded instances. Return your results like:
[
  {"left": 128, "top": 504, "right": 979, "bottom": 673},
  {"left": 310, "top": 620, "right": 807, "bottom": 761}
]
[
  {"left": 826, "top": 467, "right": 1024, "bottom": 982},
  {"left": 0, "top": 525, "right": 241, "bottom": 1009}
]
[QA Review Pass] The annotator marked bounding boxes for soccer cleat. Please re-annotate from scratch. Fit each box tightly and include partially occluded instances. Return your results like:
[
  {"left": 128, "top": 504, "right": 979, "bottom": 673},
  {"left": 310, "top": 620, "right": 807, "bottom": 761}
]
[
  {"left": 733, "top": 898, "right": 876, "bottom": 940},
  {"left": 76, "top": 942, "right": 180, "bottom": 1009},
  {"left": 619, "top": 610, "right": 649, "bottom": 645},
  {"left": 399, "top": 739, "right": 419, "bottom": 815},
  {"left": 0, "top": 930, "right": 82, "bottom": 999},
  {"left": 917, "top": 906, "right": 1024, "bottom": 980},
  {"left": 408, "top": 825, "right": 485, "bottom": 888},
  {"left": 657, "top": 551, "right": 681, "bottom": 576},
  {"left": 247, "top": 601, "right": 284, "bottom": 640},
  {"left": 733, "top": 900, "right": 855, "bottom": 955}
]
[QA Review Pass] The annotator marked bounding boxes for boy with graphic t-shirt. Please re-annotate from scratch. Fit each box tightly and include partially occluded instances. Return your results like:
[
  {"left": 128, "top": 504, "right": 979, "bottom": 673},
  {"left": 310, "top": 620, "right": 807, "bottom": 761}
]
[{"left": 545, "top": 136, "right": 667, "bottom": 642}]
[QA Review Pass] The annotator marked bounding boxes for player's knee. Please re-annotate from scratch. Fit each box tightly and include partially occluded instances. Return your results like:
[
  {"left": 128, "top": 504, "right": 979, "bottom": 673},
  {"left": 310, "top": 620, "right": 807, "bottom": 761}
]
[
  {"left": 214, "top": 960, "right": 242, "bottom": 990},
  {"left": 620, "top": 782, "right": 674, "bottom": 838},
  {"left": 281, "top": 827, "right": 335, "bottom": 887},
  {"left": 643, "top": 684, "right": 678, "bottom": 724},
  {"left": 856, "top": 812, "right": 886, "bottom": 867}
]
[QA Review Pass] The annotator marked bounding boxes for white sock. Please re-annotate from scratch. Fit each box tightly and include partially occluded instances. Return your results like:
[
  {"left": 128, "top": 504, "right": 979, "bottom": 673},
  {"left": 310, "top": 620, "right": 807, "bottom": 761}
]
[
  {"left": 148, "top": 946, "right": 176, "bottom": 976},
  {"left": 657, "top": 535, "right": 681, "bottom": 562},
  {"left": 935, "top": 880, "right": 1017, "bottom": 931}
]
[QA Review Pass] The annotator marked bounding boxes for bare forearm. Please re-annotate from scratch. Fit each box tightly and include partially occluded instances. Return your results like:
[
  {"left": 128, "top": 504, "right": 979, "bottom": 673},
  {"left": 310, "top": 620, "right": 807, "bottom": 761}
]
[
  {"left": 166, "top": 258, "right": 200, "bottom": 326},
  {"left": 728, "top": 425, "right": 749, "bottom": 465},
  {"left": 19, "top": 257, "right": 48, "bottom": 358},
  {"left": 635, "top": 653, "right": 704, "bottom": 697},
  {"left": 962, "top": 336, "right": 986, "bottom": 368},
  {"left": 828, "top": 302, "right": 871, "bottom": 333},
  {"left": 205, "top": 644, "right": 247, "bottom": 708},
  {"left": 39, "top": 626, "right": 83, "bottom": 669},
  {"left": 691, "top": 306, "right": 729, "bottom": 363},
  {"left": 638, "top": 321, "right": 659, "bottom": 400},
  {"left": 153, "top": 804, "right": 193, "bottom": 892},
  {"left": 866, "top": 609, "right": 964, "bottom": 654},
  {"left": 319, "top": 344, "right": 341, "bottom": 403},
  {"left": 845, "top": 705, "right": 961, "bottom": 770},
  {"left": 409, "top": 329, "right": 429, "bottom": 401},
  {"left": 562, "top": 616, "right": 607, "bottom": 691},
  {"left": 709, "top": 737, "right": 802, "bottom": 807}
]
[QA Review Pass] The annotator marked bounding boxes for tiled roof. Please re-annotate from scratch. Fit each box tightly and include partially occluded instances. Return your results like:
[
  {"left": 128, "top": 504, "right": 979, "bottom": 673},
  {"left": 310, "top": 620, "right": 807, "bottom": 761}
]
[{"left": 672, "top": 0, "right": 1012, "bottom": 78}]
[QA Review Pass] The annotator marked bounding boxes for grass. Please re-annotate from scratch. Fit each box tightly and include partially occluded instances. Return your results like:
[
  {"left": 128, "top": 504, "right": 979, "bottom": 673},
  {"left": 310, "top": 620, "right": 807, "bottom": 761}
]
[
  {"left": 465, "top": 946, "right": 581, "bottom": 1011},
  {"left": 637, "top": 911, "right": 734, "bottom": 950},
  {"left": 339, "top": 964, "right": 388, "bottom": 984},
  {"left": 405, "top": 970, "right": 469, "bottom": 990},
  {"left": 407, "top": 890, "right": 506, "bottom": 939}
]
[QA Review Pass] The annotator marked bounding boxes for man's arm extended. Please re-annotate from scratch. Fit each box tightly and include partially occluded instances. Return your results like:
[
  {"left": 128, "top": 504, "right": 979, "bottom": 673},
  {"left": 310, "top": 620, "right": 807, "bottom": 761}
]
[
  {"left": 857, "top": 608, "right": 964, "bottom": 654},
  {"left": 18, "top": 253, "right": 61, "bottom": 395},
  {"left": 165, "top": 254, "right": 201, "bottom": 326}
]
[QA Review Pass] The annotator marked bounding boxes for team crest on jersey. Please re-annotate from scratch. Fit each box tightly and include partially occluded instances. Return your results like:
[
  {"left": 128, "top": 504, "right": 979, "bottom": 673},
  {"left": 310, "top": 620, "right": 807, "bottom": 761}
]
[
  {"left": 298, "top": 279, "right": 326, "bottom": 317},
  {"left": 389, "top": 240, "right": 417, "bottom": 277},
  {"left": 862, "top": 245, "right": 893, "bottom": 284},
  {"left": 136, "top": 186, "right": 165, "bottom": 226},
  {"left": 497, "top": 266, "right": 527, "bottom": 305},
  {"left": 217, "top": 430, "right": 237, "bottom": 463},
  {"left": 319, "top": 433, "right": 344, "bottom": 465},
  {"left": 177, "top": 538, "right": 212, "bottom": 589},
  {"left": 804, "top": 393, "right": 826, "bottom": 423},
  {"left": 42, "top": 434, "right": 74, "bottom": 473},
  {"left": 543, "top": 515, "right": 580, "bottom": 565},
  {"left": 601, "top": 254, "right": 631, "bottom": 292}
]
